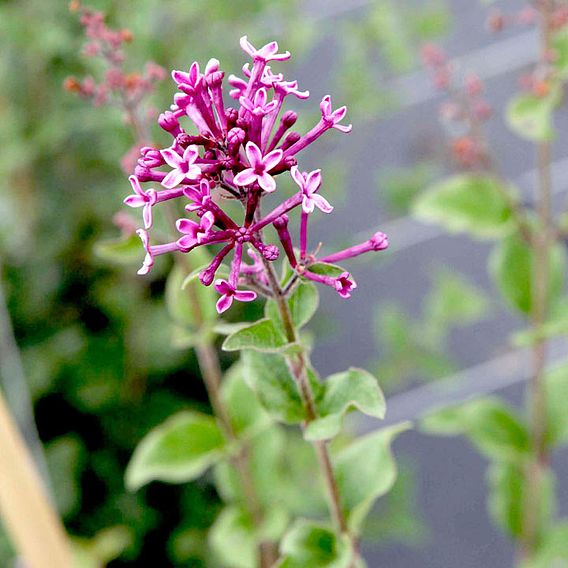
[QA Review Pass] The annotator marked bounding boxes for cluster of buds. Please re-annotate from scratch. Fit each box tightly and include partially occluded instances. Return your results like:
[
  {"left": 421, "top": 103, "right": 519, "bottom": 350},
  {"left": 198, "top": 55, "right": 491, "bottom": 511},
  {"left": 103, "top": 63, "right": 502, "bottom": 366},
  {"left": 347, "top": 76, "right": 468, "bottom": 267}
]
[
  {"left": 421, "top": 44, "right": 492, "bottom": 169},
  {"left": 124, "top": 36, "right": 388, "bottom": 313},
  {"left": 65, "top": 2, "right": 167, "bottom": 171}
]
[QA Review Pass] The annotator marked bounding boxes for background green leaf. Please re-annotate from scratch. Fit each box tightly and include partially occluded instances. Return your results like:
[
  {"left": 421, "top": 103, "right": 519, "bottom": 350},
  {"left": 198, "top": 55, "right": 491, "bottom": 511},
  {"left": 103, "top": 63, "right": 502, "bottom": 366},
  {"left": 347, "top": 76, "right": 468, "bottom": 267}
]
[{"left": 125, "top": 411, "right": 225, "bottom": 490}]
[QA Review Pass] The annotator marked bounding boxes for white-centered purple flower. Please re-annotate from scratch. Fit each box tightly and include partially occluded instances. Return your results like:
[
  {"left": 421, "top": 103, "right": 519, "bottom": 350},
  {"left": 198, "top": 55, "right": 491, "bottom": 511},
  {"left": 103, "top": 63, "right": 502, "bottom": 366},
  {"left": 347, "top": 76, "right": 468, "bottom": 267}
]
[
  {"left": 290, "top": 166, "right": 333, "bottom": 214},
  {"left": 233, "top": 142, "right": 283, "bottom": 192},
  {"left": 124, "top": 175, "right": 157, "bottom": 229},
  {"left": 176, "top": 211, "right": 215, "bottom": 250},
  {"left": 214, "top": 279, "right": 257, "bottom": 314},
  {"left": 240, "top": 88, "right": 279, "bottom": 116},
  {"left": 320, "top": 95, "right": 352, "bottom": 133},
  {"left": 239, "top": 36, "right": 290, "bottom": 63},
  {"left": 160, "top": 145, "right": 201, "bottom": 189}
]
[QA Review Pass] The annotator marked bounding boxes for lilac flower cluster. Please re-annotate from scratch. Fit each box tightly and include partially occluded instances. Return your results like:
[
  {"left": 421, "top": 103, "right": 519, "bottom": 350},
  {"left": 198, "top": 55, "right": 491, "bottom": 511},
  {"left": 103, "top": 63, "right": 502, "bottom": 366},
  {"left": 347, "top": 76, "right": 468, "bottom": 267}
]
[{"left": 124, "top": 36, "right": 389, "bottom": 313}]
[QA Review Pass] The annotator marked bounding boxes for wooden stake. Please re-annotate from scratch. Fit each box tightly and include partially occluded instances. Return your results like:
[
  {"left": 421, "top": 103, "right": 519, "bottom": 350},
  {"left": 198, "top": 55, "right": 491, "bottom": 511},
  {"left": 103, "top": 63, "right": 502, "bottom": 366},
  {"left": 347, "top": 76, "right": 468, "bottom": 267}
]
[{"left": 0, "top": 389, "right": 74, "bottom": 568}]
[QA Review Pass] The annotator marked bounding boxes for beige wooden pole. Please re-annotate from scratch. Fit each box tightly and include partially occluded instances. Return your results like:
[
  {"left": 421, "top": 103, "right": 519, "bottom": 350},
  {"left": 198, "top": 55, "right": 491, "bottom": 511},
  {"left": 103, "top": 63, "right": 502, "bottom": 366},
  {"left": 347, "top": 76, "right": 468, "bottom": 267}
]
[{"left": 0, "top": 388, "right": 74, "bottom": 568}]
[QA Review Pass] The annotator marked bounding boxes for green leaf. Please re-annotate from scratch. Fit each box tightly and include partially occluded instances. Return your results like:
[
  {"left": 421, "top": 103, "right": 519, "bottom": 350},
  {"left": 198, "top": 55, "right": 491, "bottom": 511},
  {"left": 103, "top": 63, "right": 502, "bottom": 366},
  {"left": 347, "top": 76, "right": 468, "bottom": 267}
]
[
  {"left": 506, "top": 90, "right": 559, "bottom": 141},
  {"left": 412, "top": 174, "right": 515, "bottom": 239},
  {"left": 240, "top": 350, "right": 306, "bottom": 424},
  {"left": 209, "top": 505, "right": 288, "bottom": 568},
  {"left": 305, "top": 368, "right": 386, "bottom": 441},
  {"left": 93, "top": 234, "right": 143, "bottom": 266},
  {"left": 334, "top": 422, "right": 410, "bottom": 533},
  {"left": 181, "top": 263, "right": 229, "bottom": 289},
  {"left": 165, "top": 261, "right": 218, "bottom": 329},
  {"left": 421, "top": 397, "right": 530, "bottom": 461},
  {"left": 487, "top": 461, "right": 555, "bottom": 538},
  {"left": 422, "top": 267, "right": 489, "bottom": 347},
  {"left": 545, "top": 365, "right": 568, "bottom": 447},
  {"left": 553, "top": 27, "right": 568, "bottom": 78},
  {"left": 524, "top": 522, "right": 568, "bottom": 568},
  {"left": 308, "top": 262, "right": 348, "bottom": 278},
  {"left": 266, "top": 282, "right": 319, "bottom": 332},
  {"left": 277, "top": 520, "right": 352, "bottom": 568},
  {"left": 512, "top": 298, "right": 568, "bottom": 347},
  {"left": 220, "top": 362, "right": 271, "bottom": 439},
  {"left": 222, "top": 318, "right": 289, "bottom": 352},
  {"left": 489, "top": 233, "right": 566, "bottom": 316},
  {"left": 125, "top": 411, "right": 225, "bottom": 490},
  {"left": 46, "top": 435, "right": 85, "bottom": 518}
]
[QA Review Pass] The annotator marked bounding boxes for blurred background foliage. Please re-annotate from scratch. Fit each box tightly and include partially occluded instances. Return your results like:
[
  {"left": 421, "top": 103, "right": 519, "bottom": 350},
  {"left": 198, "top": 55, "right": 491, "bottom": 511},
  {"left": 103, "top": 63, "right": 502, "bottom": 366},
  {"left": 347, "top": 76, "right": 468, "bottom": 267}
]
[{"left": 0, "top": 0, "right": 481, "bottom": 565}]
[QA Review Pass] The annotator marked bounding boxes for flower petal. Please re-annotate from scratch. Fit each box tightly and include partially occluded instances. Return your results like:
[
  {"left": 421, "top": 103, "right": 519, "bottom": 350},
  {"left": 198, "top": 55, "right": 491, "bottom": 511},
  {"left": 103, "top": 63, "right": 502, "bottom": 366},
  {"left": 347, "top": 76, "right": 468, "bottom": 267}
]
[
  {"left": 129, "top": 175, "right": 144, "bottom": 196},
  {"left": 143, "top": 204, "right": 153, "bottom": 229},
  {"left": 302, "top": 195, "right": 315, "bottom": 214},
  {"left": 312, "top": 194, "right": 333, "bottom": 213},
  {"left": 124, "top": 195, "right": 146, "bottom": 208},
  {"left": 233, "top": 168, "right": 257, "bottom": 187},
  {"left": 161, "top": 148, "right": 183, "bottom": 169},
  {"left": 234, "top": 289, "right": 257, "bottom": 303},
  {"left": 263, "top": 149, "right": 283, "bottom": 171},
  {"left": 258, "top": 172, "right": 276, "bottom": 193},
  {"left": 214, "top": 279, "right": 233, "bottom": 295},
  {"left": 290, "top": 165, "right": 305, "bottom": 189},
  {"left": 162, "top": 170, "right": 186, "bottom": 189},
  {"left": 216, "top": 294, "right": 234, "bottom": 314},
  {"left": 305, "top": 170, "right": 322, "bottom": 194},
  {"left": 176, "top": 218, "right": 198, "bottom": 235},
  {"left": 245, "top": 141, "right": 263, "bottom": 168},
  {"left": 200, "top": 211, "right": 215, "bottom": 232}
]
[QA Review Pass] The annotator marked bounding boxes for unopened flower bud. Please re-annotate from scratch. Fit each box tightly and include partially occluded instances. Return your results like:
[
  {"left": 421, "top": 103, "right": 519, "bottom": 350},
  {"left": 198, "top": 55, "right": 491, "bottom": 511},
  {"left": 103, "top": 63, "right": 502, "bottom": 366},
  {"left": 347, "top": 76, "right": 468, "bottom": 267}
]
[
  {"left": 281, "top": 110, "right": 298, "bottom": 127},
  {"left": 227, "top": 127, "right": 246, "bottom": 154},
  {"left": 281, "top": 131, "right": 301, "bottom": 150}
]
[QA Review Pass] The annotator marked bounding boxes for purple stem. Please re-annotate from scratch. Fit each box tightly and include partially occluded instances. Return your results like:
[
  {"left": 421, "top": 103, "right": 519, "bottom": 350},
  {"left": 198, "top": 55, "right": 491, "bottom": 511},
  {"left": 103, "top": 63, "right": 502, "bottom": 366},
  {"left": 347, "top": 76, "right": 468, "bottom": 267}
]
[
  {"left": 300, "top": 211, "right": 309, "bottom": 261},
  {"left": 251, "top": 192, "right": 303, "bottom": 231},
  {"left": 229, "top": 241, "right": 243, "bottom": 288}
]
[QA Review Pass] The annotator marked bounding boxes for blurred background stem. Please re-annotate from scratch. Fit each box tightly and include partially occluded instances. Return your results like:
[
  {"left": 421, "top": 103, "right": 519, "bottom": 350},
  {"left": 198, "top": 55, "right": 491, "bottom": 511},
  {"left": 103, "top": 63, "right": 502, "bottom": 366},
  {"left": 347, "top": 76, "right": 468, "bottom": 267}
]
[{"left": 520, "top": 0, "right": 554, "bottom": 562}]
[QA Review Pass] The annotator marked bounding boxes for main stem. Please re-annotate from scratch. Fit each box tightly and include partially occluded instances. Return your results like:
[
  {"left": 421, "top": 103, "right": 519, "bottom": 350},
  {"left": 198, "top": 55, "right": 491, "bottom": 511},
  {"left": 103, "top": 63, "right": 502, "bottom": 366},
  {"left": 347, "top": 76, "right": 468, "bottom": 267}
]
[
  {"left": 261, "top": 258, "right": 359, "bottom": 563},
  {"left": 519, "top": 2, "right": 553, "bottom": 562},
  {"left": 175, "top": 247, "right": 275, "bottom": 568},
  {"left": 126, "top": 111, "right": 274, "bottom": 566}
]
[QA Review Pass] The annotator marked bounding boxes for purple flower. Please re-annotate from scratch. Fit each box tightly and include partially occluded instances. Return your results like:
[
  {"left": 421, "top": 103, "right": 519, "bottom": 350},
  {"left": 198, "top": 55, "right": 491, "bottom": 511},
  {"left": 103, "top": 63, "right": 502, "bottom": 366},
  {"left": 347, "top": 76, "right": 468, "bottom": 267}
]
[
  {"left": 136, "top": 229, "right": 180, "bottom": 275},
  {"left": 335, "top": 272, "right": 357, "bottom": 298},
  {"left": 183, "top": 179, "right": 211, "bottom": 212},
  {"left": 214, "top": 279, "right": 257, "bottom": 314},
  {"left": 124, "top": 175, "right": 157, "bottom": 229},
  {"left": 240, "top": 36, "right": 290, "bottom": 63},
  {"left": 233, "top": 142, "right": 283, "bottom": 192},
  {"left": 274, "top": 80, "right": 310, "bottom": 99},
  {"left": 161, "top": 145, "right": 201, "bottom": 188},
  {"left": 320, "top": 95, "right": 352, "bottom": 133},
  {"left": 176, "top": 211, "right": 215, "bottom": 249},
  {"left": 240, "top": 88, "right": 279, "bottom": 116},
  {"left": 303, "top": 269, "right": 357, "bottom": 298},
  {"left": 171, "top": 62, "right": 203, "bottom": 94},
  {"left": 290, "top": 166, "right": 333, "bottom": 214}
]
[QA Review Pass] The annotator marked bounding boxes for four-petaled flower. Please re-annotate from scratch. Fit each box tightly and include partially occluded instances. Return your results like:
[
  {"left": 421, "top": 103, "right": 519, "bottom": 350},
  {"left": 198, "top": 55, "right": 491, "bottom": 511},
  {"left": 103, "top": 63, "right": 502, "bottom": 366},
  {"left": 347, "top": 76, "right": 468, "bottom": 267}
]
[
  {"left": 240, "top": 88, "right": 279, "bottom": 116},
  {"left": 214, "top": 279, "right": 257, "bottom": 314},
  {"left": 233, "top": 142, "right": 283, "bottom": 192},
  {"left": 291, "top": 166, "right": 333, "bottom": 214},
  {"left": 239, "top": 36, "right": 290, "bottom": 63},
  {"left": 176, "top": 211, "right": 215, "bottom": 250},
  {"left": 124, "top": 175, "right": 157, "bottom": 229},
  {"left": 335, "top": 272, "right": 357, "bottom": 298},
  {"left": 171, "top": 61, "right": 203, "bottom": 94},
  {"left": 184, "top": 179, "right": 211, "bottom": 212},
  {"left": 161, "top": 145, "right": 201, "bottom": 189},
  {"left": 320, "top": 95, "right": 352, "bottom": 133}
]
